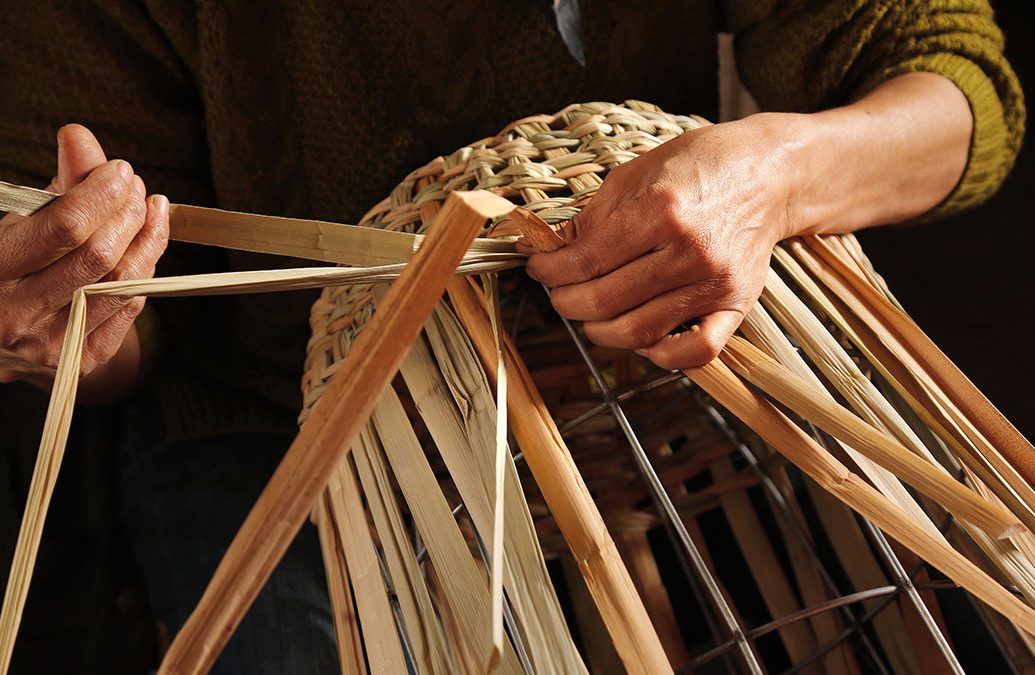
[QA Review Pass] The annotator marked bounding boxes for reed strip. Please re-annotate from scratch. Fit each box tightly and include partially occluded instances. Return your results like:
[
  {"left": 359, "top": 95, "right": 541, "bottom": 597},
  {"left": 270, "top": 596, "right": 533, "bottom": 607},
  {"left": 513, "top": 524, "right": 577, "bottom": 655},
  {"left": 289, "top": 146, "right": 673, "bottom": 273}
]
[
  {"left": 684, "top": 358, "right": 1035, "bottom": 637},
  {"left": 484, "top": 274, "right": 509, "bottom": 670},
  {"left": 722, "top": 336, "right": 1019, "bottom": 539},
  {"left": 0, "top": 290, "right": 87, "bottom": 675},
  {"left": 448, "top": 277, "right": 671, "bottom": 674},
  {"left": 762, "top": 267, "right": 1035, "bottom": 603},
  {"left": 741, "top": 303, "right": 903, "bottom": 673},
  {"left": 351, "top": 424, "right": 456, "bottom": 675},
  {"left": 808, "top": 235, "right": 1035, "bottom": 485},
  {"left": 744, "top": 292, "right": 942, "bottom": 539},
  {"left": 773, "top": 245, "right": 1035, "bottom": 533},
  {"left": 0, "top": 179, "right": 515, "bottom": 267},
  {"left": 409, "top": 303, "right": 586, "bottom": 674},
  {"left": 370, "top": 386, "right": 521, "bottom": 673},
  {"left": 314, "top": 496, "right": 368, "bottom": 675},
  {"left": 157, "top": 190, "right": 513, "bottom": 674},
  {"left": 324, "top": 460, "right": 407, "bottom": 673}
]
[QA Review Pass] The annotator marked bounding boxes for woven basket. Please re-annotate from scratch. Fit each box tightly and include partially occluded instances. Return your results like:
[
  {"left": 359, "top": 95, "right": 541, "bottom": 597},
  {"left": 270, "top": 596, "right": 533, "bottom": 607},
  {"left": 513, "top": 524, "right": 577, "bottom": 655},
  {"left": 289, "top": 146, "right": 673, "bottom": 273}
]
[{"left": 300, "top": 101, "right": 1032, "bottom": 674}]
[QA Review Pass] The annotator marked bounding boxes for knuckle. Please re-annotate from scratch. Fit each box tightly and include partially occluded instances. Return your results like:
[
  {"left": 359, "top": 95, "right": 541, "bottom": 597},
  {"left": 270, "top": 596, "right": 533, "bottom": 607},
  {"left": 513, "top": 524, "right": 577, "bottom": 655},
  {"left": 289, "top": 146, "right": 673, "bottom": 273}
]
[
  {"left": 94, "top": 170, "right": 128, "bottom": 204},
  {"left": 695, "top": 249, "right": 726, "bottom": 279},
  {"left": 80, "top": 238, "right": 119, "bottom": 278},
  {"left": 568, "top": 246, "right": 601, "bottom": 280},
  {"left": 124, "top": 297, "right": 146, "bottom": 320},
  {"left": 579, "top": 289, "right": 612, "bottom": 321},
  {"left": 42, "top": 204, "right": 92, "bottom": 250},
  {"left": 126, "top": 192, "right": 147, "bottom": 221},
  {"left": 627, "top": 322, "right": 660, "bottom": 350},
  {"left": 696, "top": 330, "right": 725, "bottom": 363}
]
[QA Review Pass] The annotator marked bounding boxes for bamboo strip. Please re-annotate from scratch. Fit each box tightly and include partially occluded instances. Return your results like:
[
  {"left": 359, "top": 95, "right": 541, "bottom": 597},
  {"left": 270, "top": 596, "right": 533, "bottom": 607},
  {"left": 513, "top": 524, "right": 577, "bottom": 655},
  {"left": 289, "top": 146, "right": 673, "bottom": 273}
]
[
  {"left": 721, "top": 336, "right": 1019, "bottom": 539},
  {"left": 484, "top": 274, "right": 509, "bottom": 671},
  {"left": 807, "top": 234, "right": 1035, "bottom": 486},
  {"left": 783, "top": 241, "right": 1035, "bottom": 526},
  {"left": 157, "top": 190, "right": 513, "bottom": 674},
  {"left": 710, "top": 455, "right": 821, "bottom": 670},
  {"left": 780, "top": 244, "right": 1035, "bottom": 557},
  {"left": 314, "top": 496, "right": 368, "bottom": 675},
  {"left": 0, "top": 290, "right": 87, "bottom": 675},
  {"left": 0, "top": 180, "right": 54, "bottom": 214},
  {"left": 351, "top": 424, "right": 456, "bottom": 675},
  {"left": 407, "top": 303, "right": 586, "bottom": 674},
  {"left": 684, "top": 358, "right": 1035, "bottom": 637},
  {"left": 0, "top": 179, "right": 515, "bottom": 267},
  {"left": 741, "top": 303, "right": 905, "bottom": 673},
  {"left": 447, "top": 277, "right": 671, "bottom": 674},
  {"left": 559, "top": 556, "right": 625, "bottom": 675},
  {"left": 762, "top": 267, "right": 1035, "bottom": 604},
  {"left": 370, "top": 386, "right": 521, "bottom": 674},
  {"left": 616, "top": 441, "right": 688, "bottom": 667},
  {"left": 742, "top": 302, "right": 942, "bottom": 538},
  {"left": 612, "top": 530, "right": 689, "bottom": 668},
  {"left": 805, "top": 484, "right": 922, "bottom": 675},
  {"left": 324, "top": 460, "right": 407, "bottom": 673}
]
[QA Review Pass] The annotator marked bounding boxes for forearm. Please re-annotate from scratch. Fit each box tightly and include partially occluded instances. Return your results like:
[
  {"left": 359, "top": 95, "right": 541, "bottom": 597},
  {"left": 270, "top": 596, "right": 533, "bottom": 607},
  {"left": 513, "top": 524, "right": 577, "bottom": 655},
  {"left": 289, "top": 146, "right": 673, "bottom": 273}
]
[{"left": 779, "top": 72, "right": 973, "bottom": 237}]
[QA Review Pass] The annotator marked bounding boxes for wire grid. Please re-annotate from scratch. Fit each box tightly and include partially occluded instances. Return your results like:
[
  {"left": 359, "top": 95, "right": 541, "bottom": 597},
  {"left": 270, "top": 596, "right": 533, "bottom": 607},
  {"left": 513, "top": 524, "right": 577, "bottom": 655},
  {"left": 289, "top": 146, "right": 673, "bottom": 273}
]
[{"left": 365, "top": 277, "right": 1029, "bottom": 675}]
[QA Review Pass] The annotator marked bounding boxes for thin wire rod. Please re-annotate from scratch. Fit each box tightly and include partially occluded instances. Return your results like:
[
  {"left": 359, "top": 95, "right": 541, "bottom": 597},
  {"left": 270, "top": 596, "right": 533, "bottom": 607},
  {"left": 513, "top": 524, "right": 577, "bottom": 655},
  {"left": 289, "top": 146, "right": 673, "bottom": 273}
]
[
  {"left": 547, "top": 286, "right": 764, "bottom": 675},
  {"left": 687, "top": 585, "right": 899, "bottom": 669},
  {"left": 695, "top": 396, "right": 890, "bottom": 674},
  {"left": 860, "top": 517, "right": 966, "bottom": 675},
  {"left": 557, "top": 371, "right": 686, "bottom": 435},
  {"left": 373, "top": 545, "right": 419, "bottom": 671},
  {"left": 801, "top": 426, "right": 965, "bottom": 674}
]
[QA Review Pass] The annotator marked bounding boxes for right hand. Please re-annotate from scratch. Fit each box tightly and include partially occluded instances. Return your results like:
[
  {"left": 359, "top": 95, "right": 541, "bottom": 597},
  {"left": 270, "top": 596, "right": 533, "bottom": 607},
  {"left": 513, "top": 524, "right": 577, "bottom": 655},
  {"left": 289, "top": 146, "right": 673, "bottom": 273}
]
[{"left": 0, "top": 124, "right": 169, "bottom": 389}]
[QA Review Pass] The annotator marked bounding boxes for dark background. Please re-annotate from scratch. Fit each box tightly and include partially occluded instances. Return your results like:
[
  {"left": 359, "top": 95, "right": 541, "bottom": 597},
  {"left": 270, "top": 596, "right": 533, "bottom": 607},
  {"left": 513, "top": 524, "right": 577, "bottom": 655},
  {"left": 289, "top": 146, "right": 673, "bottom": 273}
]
[{"left": 859, "top": 1, "right": 1034, "bottom": 440}]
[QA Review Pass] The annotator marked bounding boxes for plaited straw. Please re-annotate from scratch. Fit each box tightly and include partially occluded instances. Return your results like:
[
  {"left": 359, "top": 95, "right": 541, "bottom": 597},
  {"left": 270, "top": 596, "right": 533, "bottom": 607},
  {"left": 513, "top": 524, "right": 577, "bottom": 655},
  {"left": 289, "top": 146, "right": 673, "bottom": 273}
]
[
  {"left": 0, "top": 101, "right": 1032, "bottom": 674},
  {"left": 302, "top": 100, "right": 1035, "bottom": 673}
]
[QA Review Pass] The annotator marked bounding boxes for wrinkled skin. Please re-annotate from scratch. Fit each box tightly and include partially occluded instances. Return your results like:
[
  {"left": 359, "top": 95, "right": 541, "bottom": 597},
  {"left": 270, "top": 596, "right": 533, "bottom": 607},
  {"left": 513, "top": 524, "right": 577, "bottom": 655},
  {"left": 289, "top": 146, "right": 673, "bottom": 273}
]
[
  {"left": 0, "top": 125, "right": 169, "bottom": 399},
  {"left": 526, "top": 73, "right": 972, "bottom": 370},
  {"left": 526, "top": 115, "right": 793, "bottom": 370}
]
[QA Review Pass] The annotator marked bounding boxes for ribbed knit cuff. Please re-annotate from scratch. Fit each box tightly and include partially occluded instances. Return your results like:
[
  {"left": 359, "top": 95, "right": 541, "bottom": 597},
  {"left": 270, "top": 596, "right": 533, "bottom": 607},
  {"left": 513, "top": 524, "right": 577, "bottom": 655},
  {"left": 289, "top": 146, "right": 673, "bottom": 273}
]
[{"left": 856, "top": 52, "right": 1024, "bottom": 221}]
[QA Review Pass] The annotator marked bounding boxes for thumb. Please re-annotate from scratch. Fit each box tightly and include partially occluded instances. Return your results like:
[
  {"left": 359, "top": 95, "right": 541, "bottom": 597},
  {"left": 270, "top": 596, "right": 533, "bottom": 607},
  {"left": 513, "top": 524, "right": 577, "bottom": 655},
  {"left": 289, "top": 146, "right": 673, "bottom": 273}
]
[{"left": 54, "top": 124, "right": 108, "bottom": 192}]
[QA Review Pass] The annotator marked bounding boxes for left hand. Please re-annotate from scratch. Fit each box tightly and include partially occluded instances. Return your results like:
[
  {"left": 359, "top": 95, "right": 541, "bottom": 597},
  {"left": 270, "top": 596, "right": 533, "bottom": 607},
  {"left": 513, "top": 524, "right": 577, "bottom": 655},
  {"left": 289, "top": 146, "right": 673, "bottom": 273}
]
[{"left": 525, "top": 114, "right": 798, "bottom": 370}]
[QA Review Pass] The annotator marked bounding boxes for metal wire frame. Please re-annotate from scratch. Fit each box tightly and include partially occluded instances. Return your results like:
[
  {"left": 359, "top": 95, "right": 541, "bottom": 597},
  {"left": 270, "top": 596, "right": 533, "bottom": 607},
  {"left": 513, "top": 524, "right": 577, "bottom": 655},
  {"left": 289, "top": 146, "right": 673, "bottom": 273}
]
[
  {"left": 361, "top": 280, "right": 1023, "bottom": 674},
  {"left": 541, "top": 280, "right": 999, "bottom": 674}
]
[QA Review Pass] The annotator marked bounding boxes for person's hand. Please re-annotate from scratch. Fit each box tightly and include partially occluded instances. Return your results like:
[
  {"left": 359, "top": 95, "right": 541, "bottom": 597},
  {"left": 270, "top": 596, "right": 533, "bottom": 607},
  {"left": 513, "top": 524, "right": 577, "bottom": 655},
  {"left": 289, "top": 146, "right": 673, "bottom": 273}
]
[
  {"left": 525, "top": 114, "right": 798, "bottom": 370},
  {"left": 0, "top": 124, "right": 169, "bottom": 393}
]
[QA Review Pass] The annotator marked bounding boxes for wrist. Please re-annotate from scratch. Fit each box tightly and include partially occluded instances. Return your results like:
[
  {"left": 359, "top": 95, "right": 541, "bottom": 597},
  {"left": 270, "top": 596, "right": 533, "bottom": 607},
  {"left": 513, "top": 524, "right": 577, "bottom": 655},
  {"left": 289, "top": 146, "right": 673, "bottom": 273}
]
[{"left": 737, "top": 111, "right": 815, "bottom": 242}]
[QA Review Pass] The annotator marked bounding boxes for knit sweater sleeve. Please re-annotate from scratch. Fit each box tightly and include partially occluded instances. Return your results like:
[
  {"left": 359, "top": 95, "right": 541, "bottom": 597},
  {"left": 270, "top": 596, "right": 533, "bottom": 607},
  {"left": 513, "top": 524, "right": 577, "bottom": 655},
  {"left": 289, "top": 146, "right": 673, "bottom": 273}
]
[{"left": 720, "top": 0, "right": 1025, "bottom": 218}]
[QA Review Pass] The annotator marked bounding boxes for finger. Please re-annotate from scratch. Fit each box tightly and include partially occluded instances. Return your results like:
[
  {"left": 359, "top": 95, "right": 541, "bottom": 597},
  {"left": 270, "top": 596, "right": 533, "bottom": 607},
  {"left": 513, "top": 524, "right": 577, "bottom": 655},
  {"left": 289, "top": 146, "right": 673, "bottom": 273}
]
[
  {"left": 83, "top": 193, "right": 169, "bottom": 332},
  {"left": 582, "top": 280, "right": 724, "bottom": 349},
  {"left": 80, "top": 296, "right": 146, "bottom": 375},
  {"left": 525, "top": 202, "right": 655, "bottom": 288},
  {"left": 0, "top": 159, "right": 134, "bottom": 278},
  {"left": 550, "top": 249, "right": 704, "bottom": 322},
  {"left": 15, "top": 174, "right": 146, "bottom": 319},
  {"left": 55, "top": 124, "right": 108, "bottom": 192},
  {"left": 635, "top": 310, "right": 744, "bottom": 371},
  {"left": 0, "top": 125, "right": 107, "bottom": 232}
]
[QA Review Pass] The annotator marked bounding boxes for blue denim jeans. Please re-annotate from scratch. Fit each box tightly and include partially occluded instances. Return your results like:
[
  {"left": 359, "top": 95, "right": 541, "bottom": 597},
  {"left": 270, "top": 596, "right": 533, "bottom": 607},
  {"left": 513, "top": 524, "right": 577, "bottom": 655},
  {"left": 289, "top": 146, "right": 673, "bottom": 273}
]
[{"left": 118, "top": 402, "right": 338, "bottom": 674}]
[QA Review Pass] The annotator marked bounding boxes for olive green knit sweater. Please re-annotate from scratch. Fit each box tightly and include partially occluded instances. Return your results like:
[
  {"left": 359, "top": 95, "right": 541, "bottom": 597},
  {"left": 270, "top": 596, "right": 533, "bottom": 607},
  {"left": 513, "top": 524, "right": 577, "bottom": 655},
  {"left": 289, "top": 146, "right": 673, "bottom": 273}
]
[{"left": 0, "top": 0, "right": 1024, "bottom": 440}]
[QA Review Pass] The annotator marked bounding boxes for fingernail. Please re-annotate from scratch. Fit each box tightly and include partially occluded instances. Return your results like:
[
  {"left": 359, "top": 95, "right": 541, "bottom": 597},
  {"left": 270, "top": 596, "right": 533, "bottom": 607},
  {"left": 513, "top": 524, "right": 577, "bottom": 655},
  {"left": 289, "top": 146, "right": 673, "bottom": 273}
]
[
  {"left": 114, "top": 160, "right": 133, "bottom": 183},
  {"left": 153, "top": 194, "right": 169, "bottom": 218}
]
